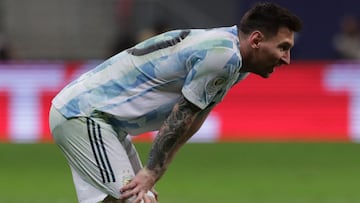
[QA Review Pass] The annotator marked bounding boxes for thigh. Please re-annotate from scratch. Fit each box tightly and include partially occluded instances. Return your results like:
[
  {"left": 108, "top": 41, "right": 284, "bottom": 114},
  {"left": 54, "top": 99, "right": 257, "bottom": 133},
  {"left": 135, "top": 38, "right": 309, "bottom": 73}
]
[{"left": 52, "top": 115, "right": 139, "bottom": 200}]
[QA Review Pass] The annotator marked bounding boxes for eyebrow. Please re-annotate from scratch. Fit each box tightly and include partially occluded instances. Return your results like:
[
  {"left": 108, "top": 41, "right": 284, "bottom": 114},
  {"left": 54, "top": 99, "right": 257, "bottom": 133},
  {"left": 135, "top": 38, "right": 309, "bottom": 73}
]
[{"left": 279, "top": 41, "right": 293, "bottom": 49}]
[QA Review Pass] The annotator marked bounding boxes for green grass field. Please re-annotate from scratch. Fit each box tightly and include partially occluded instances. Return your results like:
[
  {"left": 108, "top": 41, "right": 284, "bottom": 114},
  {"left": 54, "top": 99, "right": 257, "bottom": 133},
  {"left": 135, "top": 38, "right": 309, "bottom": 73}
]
[{"left": 1, "top": 142, "right": 360, "bottom": 203}]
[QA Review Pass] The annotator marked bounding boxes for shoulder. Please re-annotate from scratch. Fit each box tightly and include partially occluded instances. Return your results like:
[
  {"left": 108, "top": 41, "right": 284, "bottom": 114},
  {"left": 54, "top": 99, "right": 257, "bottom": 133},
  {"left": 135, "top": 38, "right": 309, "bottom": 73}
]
[
  {"left": 189, "top": 26, "right": 238, "bottom": 43},
  {"left": 181, "top": 26, "right": 240, "bottom": 56}
]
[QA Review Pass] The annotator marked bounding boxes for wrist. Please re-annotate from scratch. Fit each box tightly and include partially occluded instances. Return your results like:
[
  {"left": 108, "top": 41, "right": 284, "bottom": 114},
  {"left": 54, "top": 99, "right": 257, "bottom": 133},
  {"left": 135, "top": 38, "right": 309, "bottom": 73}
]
[{"left": 143, "top": 166, "right": 161, "bottom": 182}]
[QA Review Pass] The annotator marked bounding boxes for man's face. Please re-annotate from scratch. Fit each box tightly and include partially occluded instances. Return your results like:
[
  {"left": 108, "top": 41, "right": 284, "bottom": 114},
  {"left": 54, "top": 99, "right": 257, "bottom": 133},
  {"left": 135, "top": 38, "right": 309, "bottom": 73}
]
[{"left": 250, "top": 27, "right": 295, "bottom": 78}]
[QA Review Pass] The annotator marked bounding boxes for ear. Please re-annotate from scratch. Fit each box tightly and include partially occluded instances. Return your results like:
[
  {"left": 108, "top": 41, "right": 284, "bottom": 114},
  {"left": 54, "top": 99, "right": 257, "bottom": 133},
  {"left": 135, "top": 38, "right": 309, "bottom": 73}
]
[{"left": 249, "top": 31, "right": 264, "bottom": 49}]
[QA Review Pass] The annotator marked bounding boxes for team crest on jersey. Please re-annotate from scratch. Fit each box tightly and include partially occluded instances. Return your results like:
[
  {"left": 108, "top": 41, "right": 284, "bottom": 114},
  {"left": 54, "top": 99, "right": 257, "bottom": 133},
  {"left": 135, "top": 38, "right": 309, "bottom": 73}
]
[
  {"left": 122, "top": 175, "right": 133, "bottom": 186},
  {"left": 206, "top": 77, "right": 226, "bottom": 96}
]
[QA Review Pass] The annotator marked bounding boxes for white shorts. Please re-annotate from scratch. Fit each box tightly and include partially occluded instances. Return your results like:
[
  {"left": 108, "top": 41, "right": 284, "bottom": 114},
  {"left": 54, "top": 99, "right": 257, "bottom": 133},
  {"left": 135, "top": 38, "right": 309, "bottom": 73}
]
[{"left": 49, "top": 106, "right": 144, "bottom": 203}]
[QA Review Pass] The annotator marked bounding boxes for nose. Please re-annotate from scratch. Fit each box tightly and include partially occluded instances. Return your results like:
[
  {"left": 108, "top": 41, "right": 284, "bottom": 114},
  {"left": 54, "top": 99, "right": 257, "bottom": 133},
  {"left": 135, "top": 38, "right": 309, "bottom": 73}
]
[{"left": 280, "top": 50, "right": 290, "bottom": 65}]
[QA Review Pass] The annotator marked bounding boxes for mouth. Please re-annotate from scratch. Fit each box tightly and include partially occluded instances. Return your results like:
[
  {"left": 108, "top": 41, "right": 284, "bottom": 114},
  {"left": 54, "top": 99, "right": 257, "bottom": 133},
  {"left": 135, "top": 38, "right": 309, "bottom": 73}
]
[
  {"left": 275, "top": 62, "right": 283, "bottom": 67},
  {"left": 270, "top": 63, "right": 282, "bottom": 73}
]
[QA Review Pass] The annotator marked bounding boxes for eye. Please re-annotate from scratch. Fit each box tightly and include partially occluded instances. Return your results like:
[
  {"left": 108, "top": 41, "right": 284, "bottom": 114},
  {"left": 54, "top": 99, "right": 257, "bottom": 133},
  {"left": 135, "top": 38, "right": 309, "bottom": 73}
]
[
  {"left": 279, "top": 45, "right": 291, "bottom": 51},
  {"left": 278, "top": 43, "right": 292, "bottom": 51}
]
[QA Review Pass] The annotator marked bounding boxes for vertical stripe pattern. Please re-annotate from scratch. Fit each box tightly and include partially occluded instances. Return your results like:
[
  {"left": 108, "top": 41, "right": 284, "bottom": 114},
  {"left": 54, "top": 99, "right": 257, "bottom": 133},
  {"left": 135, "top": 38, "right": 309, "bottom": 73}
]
[{"left": 86, "top": 118, "right": 116, "bottom": 183}]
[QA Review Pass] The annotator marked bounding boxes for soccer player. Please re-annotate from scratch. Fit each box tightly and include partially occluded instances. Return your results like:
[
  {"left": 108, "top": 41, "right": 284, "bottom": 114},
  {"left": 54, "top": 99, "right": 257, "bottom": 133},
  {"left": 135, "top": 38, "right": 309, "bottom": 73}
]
[{"left": 49, "top": 2, "right": 302, "bottom": 202}]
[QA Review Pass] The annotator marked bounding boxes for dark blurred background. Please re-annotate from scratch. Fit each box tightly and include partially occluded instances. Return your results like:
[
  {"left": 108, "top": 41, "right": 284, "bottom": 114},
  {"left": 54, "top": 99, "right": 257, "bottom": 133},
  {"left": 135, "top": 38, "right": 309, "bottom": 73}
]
[{"left": 1, "top": 0, "right": 360, "bottom": 60}]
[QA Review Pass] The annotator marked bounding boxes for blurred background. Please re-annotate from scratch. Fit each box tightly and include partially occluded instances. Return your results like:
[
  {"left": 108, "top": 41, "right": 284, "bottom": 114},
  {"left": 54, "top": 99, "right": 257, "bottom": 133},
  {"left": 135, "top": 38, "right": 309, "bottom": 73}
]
[
  {"left": 1, "top": 0, "right": 360, "bottom": 202},
  {"left": 0, "top": 0, "right": 359, "bottom": 60}
]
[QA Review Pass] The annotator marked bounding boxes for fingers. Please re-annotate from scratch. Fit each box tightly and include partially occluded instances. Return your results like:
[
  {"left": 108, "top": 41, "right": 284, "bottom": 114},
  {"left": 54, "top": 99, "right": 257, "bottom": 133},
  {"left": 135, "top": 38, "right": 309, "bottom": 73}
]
[
  {"left": 120, "top": 168, "right": 158, "bottom": 200},
  {"left": 150, "top": 188, "right": 158, "bottom": 201},
  {"left": 142, "top": 194, "right": 151, "bottom": 203},
  {"left": 132, "top": 192, "right": 158, "bottom": 203},
  {"left": 121, "top": 188, "right": 139, "bottom": 199},
  {"left": 121, "top": 185, "right": 158, "bottom": 201},
  {"left": 120, "top": 181, "right": 138, "bottom": 199},
  {"left": 134, "top": 191, "right": 145, "bottom": 203},
  {"left": 143, "top": 194, "right": 158, "bottom": 203},
  {"left": 120, "top": 181, "right": 136, "bottom": 192}
]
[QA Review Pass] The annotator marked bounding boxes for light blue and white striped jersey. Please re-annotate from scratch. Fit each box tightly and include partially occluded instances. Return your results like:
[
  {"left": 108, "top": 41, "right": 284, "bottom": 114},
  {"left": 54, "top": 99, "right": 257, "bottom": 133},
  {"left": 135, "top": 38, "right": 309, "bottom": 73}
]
[{"left": 53, "top": 26, "right": 249, "bottom": 135}]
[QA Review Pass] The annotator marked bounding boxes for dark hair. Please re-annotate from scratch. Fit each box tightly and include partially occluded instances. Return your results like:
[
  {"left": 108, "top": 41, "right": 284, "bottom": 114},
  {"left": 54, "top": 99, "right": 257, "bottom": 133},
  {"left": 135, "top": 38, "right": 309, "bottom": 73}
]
[{"left": 239, "top": 2, "right": 302, "bottom": 37}]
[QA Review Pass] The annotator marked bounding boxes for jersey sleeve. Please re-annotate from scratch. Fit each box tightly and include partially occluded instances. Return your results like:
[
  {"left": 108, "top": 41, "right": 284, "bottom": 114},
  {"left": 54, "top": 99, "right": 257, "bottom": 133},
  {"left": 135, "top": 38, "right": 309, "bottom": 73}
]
[{"left": 182, "top": 47, "right": 240, "bottom": 109}]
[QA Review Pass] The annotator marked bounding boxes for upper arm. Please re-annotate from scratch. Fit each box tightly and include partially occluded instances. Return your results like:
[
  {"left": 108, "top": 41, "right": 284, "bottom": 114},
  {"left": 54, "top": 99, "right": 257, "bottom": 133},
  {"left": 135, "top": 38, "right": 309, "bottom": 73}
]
[
  {"left": 182, "top": 47, "right": 240, "bottom": 109},
  {"left": 175, "top": 96, "right": 215, "bottom": 138}
]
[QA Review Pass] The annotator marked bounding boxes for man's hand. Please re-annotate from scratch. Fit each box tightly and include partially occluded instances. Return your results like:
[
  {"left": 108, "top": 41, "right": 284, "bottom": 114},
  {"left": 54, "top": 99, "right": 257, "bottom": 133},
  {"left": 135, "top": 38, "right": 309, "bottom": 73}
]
[
  {"left": 133, "top": 194, "right": 157, "bottom": 203},
  {"left": 120, "top": 168, "right": 157, "bottom": 201}
]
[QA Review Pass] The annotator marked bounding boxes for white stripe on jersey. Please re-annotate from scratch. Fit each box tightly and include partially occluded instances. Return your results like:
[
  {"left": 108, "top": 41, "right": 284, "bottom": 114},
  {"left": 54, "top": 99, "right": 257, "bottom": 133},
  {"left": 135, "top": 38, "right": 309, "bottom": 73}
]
[{"left": 53, "top": 26, "right": 248, "bottom": 135}]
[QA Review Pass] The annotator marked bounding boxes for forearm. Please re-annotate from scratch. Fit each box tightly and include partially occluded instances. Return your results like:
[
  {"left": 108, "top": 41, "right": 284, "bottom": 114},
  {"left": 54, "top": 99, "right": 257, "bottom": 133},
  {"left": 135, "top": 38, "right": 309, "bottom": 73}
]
[
  {"left": 119, "top": 98, "right": 213, "bottom": 200},
  {"left": 145, "top": 97, "right": 203, "bottom": 181}
]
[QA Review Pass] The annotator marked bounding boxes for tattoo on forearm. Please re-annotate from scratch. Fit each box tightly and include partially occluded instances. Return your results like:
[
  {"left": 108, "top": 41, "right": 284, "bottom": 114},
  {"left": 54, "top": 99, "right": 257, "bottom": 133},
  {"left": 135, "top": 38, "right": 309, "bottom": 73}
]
[{"left": 147, "top": 97, "right": 199, "bottom": 178}]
